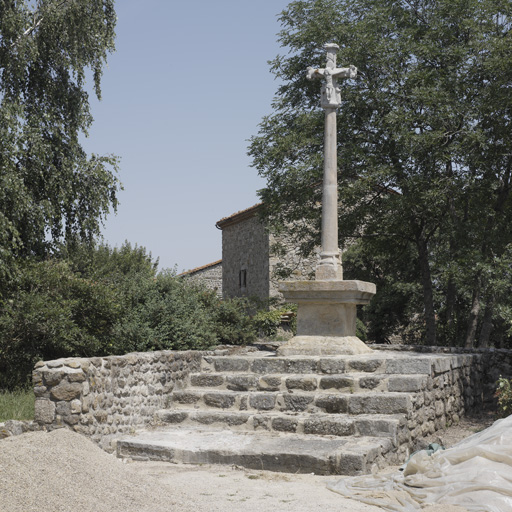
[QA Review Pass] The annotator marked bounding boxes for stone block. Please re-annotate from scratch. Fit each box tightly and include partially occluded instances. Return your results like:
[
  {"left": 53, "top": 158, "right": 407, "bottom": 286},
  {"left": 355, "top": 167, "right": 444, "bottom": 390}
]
[
  {"left": 282, "top": 395, "right": 314, "bottom": 412},
  {"left": 385, "top": 358, "right": 432, "bottom": 375},
  {"left": 33, "top": 386, "right": 48, "bottom": 398},
  {"left": 359, "top": 376, "right": 382, "bottom": 390},
  {"left": 336, "top": 452, "right": 365, "bottom": 475},
  {"left": 70, "top": 399, "right": 82, "bottom": 414},
  {"left": 32, "top": 371, "right": 43, "bottom": 387},
  {"left": 355, "top": 418, "right": 397, "bottom": 437},
  {"left": 303, "top": 417, "right": 354, "bottom": 436},
  {"left": 47, "top": 360, "right": 64, "bottom": 369},
  {"left": 286, "top": 376, "right": 317, "bottom": 391},
  {"left": 258, "top": 376, "right": 281, "bottom": 391},
  {"left": 249, "top": 394, "right": 276, "bottom": 411},
  {"left": 190, "top": 374, "right": 225, "bottom": 388},
  {"left": 34, "top": 399, "right": 56, "bottom": 424},
  {"left": 319, "top": 359, "right": 346, "bottom": 374},
  {"left": 213, "top": 358, "right": 249, "bottom": 372},
  {"left": 156, "top": 411, "right": 188, "bottom": 424},
  {"left": 226, "top": 375, "right": 257, "bottom": 391},
  {"left": 251, "top": 358, "right": 286, "bottom": 374},
  {"left": 203, "top": 393, "right": 236, "bottom": 409},
  {"left": 63, "top": 414, "right": 80, "bottom": 426},
  {"left": 43, "top": 370, "right": 66, "bottom": 387},
  {"left": 55, "top": 401, "right": 71, "bottom": 416},
  {"left": 50, "top": 381, "right": 82, "bottom": 401},
  {"left": 173, "top": 391, "right": 200, "bottom": 405},
  {"left": 65, "top": 360, "right": 82, "bottom": 369},
  {"left": 348, "top": 394, "right": 411, "bottom": 415},
  {"left": 315, "top": 395, "right": 348, "bottom": 414},
  {"left": 271, "top": 417, "right": 298, "bottom": 433},
  {"left": 348, "top": 359, "right": 383, "bottom": 373},
  {"left": 388, "top": 375, "right": 427, "bottom": 392},
  {"left": 67, "top": 371, "right": 86, "bottom": 383},
  {"left": 284, "top": 359, "right": 318, "bottom": 373},
  {"left": 320, "top": 376, "right": 354, "bottom": 390},
  {"left": 252, "top": 415, "right": 271, "bottom": 431}
]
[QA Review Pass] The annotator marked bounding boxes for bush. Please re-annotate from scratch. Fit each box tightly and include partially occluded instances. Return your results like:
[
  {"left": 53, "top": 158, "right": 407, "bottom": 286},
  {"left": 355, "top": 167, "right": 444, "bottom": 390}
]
[
  {"left": 0, "top": 244, "right": 257, "bottom": 389},
  {"left": 495, "top": 376, "right": 512, "bottom": 417},
  {"left": 0, "top": 259, "right": 122, "bottom": 389},
  {"left": 253, "top": 304, "right": 297, "bottom": 338}
]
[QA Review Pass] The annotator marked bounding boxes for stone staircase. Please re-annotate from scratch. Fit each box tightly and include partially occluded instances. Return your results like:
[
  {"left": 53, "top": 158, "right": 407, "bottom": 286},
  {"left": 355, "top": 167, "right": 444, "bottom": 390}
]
[{"left": 116, "top": 350, "right": 443, "bottom": 475}]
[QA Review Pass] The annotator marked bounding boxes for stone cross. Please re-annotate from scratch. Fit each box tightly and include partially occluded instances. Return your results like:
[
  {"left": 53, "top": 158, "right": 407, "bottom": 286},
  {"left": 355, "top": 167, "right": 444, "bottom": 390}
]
[{"left": 307, "top": 43, "right": 357, "bottom": 281}]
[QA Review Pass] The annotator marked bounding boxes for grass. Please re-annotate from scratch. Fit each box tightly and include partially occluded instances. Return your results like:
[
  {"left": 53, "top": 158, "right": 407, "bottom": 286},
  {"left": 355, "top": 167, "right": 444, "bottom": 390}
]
[{"left": 0, "top": 388, "right": 35, "bottom": 422}]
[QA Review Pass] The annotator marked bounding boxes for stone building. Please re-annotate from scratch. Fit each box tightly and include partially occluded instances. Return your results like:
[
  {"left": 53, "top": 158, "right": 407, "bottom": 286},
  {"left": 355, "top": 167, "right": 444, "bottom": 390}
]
[
  {"left": 179, "top": 260, "right": 222, "bottom": 298},
  {"left": 215, "top": 204, "right": 318, "bottom": 301}
]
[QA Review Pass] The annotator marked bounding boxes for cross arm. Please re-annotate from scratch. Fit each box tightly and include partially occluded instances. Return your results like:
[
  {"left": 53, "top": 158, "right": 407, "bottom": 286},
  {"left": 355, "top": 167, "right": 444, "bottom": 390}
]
[{"left": 307, "top": 65, "right": 358, "bottom": 81}]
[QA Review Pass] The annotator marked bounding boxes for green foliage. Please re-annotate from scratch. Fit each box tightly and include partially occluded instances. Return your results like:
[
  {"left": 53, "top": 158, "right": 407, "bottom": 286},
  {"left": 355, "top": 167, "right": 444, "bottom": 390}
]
[
  {"left": 250, "top": 0, "right": 512, "bottom": 347},
  {"left": 495, "top": 377, "right": 512, "bottom": 418},
  {"left": 0, "top": 388, "right": 35, "bottom": 422},
  {"left": 254, "top": 308, "right": 287, "bottom": 338},
  {"left": 0, "top": 243, "right": 257, "bottom": 389},
  {"left": 0, "top": 258, "right": 122, "bottom": 389},
  {"left": 0, "top": 0, "right": 120, "bottom": 272},
  {"left": 253, "top": 304, "right": 298, "bottom": 338}
]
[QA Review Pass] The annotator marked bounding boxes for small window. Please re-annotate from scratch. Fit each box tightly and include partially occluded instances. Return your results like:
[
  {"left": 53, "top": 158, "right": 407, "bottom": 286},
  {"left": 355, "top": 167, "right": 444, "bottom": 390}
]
[{"left": 239, "top": 269, "right": 247, "bottom": 289}]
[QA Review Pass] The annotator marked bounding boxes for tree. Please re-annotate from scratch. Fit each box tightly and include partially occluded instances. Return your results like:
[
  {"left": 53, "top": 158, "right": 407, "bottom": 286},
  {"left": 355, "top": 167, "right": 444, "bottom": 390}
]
[
  {"left": 249, "top": 0, "right": 512, "bottom": 347},
  {"left": 0, "top": 0, "right": 120, "bottom": 286}
]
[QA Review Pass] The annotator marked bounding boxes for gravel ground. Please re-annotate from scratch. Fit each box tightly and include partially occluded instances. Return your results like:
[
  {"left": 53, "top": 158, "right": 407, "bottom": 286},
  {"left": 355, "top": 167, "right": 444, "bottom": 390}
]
[{"left": 0, "top": 415, "right": 493, "bottom": 512}]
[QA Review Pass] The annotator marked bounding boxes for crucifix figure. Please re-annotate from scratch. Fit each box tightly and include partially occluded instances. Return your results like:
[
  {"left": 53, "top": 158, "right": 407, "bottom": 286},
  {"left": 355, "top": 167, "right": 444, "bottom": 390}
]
[{"left": 307, "top": 43, "right": 357, "bottom": 280}]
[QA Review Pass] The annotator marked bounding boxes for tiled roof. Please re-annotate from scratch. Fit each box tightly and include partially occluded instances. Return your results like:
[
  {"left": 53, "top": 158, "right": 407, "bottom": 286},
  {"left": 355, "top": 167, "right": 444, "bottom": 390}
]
[
  {"left": 215, "top": 203, "right": 263, "bottom": 229},
  {"left": 178, "top": 259, "right": 222, "bottom": 277}
]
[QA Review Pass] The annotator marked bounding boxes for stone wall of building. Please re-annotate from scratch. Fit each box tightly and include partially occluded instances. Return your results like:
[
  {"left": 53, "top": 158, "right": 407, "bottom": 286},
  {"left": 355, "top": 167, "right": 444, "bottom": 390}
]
[
  {"left": 182, "top": 261, "right": 222, "bottom": 298},
  {"left": 222, "top": 215, "right": 270, "bottom": 300},
  {"left": 32, "top": 350, "right": 203, "bottom": 451},
  {"left": 268, "top": 232, "right": 318, "bottom": 299}
]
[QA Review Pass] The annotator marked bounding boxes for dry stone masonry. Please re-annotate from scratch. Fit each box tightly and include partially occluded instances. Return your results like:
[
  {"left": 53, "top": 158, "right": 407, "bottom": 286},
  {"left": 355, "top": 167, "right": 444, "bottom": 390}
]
[
  {"left": 33, "top": 350, "right": 203, "bottom": 451},
  {"left": 33, "top": 346, "right": 512, "bottom": 473}
]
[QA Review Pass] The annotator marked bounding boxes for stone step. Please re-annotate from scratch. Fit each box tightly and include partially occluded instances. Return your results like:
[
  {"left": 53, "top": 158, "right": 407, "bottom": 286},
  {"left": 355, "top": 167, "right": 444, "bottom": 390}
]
[
  {"left": 201, "top": 353, "right": 435, "bottom": 376},
  {"left": 116, "top": 426, "right": 399, "bottom": 475},
  {"left": 171, "top": 389, "right": 413, "bottom": 415},
  {"left": 189, "top": 372, "right": 428, "bottom": 393},
  {"left": 154, "top": 408, "right": 405, "bottom": 439}
]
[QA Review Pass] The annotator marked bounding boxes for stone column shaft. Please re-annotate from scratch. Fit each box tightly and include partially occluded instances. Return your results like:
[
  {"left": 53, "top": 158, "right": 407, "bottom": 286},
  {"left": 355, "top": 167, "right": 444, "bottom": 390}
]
[{"left": 316, "top": 107, "right": 343, "bottom": 281}]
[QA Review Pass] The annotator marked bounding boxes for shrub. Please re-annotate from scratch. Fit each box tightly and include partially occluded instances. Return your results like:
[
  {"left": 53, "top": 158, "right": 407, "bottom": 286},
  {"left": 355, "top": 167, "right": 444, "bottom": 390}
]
[
  {"left": 0, "top": 259, "right": 122, "bottom": 389},
  {"left": 253, "top": 304, "right": 297, "bottom": 338},
  {"left": 211, "top": 297, "right": 257, "bottom": 346},
  {"left": 0, "top": 246, "right": 258, "bottom": 389},
  {"left": 495, "top": 376, "right": 512, "bottom": 417}
]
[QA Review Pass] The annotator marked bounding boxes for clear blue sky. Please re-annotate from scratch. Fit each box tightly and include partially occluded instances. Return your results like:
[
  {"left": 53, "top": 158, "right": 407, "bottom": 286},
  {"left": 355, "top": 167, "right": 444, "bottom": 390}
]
[{"left": 82, "top": 0, "right": 291, "bottom": 272}]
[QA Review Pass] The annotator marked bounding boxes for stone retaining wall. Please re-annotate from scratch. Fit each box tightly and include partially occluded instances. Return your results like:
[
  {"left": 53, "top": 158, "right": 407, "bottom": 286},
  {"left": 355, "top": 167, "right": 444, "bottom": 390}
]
[
  {"left": 32, "top": 350, "right": 203, "bottom": 451},
  {"left": 374, "top": 344, "right": 512, "bottom": 411},
  {"left": 32, "top": 346, "right": 512, "bottom": 453}
]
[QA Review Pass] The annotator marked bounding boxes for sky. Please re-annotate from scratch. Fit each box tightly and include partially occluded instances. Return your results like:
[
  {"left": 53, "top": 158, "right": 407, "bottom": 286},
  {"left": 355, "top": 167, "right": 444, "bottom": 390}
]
[{"left": 82, "top": 0, "right": 292, "bottom": 273}]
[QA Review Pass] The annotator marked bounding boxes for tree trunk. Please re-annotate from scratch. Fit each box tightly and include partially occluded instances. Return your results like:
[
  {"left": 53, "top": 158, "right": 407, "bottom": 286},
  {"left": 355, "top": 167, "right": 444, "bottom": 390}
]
[
  {"left": 417, "top": 235, "right": 436, "bottom": 345},
  {"left": 445, "top": 276, "right": 456, "bottom": 334},
  {"left": 478, "top": 297, "right": 494, "bottom": 348},
  {"left": 465, "top": 274, "right": 481, "bottom": 348}
]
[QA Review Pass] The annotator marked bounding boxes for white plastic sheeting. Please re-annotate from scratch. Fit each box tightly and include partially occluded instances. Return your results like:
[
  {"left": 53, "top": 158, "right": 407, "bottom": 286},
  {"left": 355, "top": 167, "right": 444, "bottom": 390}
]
[{"left": 328, "top": 415, "right": 512, "bottom": 512}]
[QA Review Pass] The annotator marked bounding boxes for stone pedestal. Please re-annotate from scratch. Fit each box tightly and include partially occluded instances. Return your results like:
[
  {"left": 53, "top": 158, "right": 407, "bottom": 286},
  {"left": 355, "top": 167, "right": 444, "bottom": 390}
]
[{"left": 277, "top": 280, "right": 376, "bottom": 356}]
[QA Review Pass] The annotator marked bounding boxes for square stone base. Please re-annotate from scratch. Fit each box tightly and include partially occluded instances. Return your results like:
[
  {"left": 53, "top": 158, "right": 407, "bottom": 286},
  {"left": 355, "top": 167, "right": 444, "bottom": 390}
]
[{"left": 277, "top": 335, "right": 372, "bottom": 356}]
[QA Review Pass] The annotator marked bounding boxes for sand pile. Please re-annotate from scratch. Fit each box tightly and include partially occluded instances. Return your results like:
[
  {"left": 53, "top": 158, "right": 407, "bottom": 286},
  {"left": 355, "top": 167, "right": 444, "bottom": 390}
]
[{"left": 0, "top": 429, "right": 185, "bottom": 512}]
